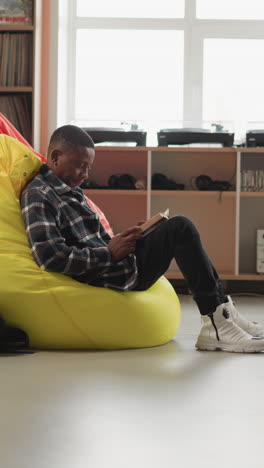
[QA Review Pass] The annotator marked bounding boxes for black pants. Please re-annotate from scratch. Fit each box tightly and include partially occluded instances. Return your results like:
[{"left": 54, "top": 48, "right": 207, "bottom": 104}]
[{"left": 134, "top": 215, "right": 227, "bottom": 315}]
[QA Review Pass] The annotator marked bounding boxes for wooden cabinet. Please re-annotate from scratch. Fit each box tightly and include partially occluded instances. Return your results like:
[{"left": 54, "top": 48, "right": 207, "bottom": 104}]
[{"left": 84, "top": 146, "right": 264, "bottom": 281}]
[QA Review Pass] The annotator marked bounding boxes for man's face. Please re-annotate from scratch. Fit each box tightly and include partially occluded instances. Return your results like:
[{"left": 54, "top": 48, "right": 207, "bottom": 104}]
[{"left": 50, "top": 145, "right": 95, "bottom": 189}]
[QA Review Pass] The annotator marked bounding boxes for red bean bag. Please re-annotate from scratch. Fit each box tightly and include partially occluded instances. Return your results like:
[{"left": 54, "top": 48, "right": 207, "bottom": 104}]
[{"left": 0, "top": 112, "right": 46, "bottom": 162}]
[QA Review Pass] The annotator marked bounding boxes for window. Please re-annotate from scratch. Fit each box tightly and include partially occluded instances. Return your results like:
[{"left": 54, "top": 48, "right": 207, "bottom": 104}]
[
  {"left": 75, "top": 30, "right": 184, "bottom": 126},
  {"left": 203, "top": 39, "right": 264, "bottom": 126},
  {"left": 51, "top": 0, "right": 264, "bottom": 143}
]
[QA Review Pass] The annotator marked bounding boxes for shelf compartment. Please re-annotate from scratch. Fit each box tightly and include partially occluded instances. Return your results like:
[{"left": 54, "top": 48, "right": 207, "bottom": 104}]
[
  {"left": 151, "top": 150, "right": 236, "bottom": 191},
  {"left": 91, "top": 149, "right": 148, "bottom": 186},
  {"left": 239, "top": 197, "right": 264, "bottom": 275},
  {"left": 151, "top": 191, "right": 236, "bottom": 275},
  {"left": 85, "top": 191, "right": 147, "bottom": 234}
]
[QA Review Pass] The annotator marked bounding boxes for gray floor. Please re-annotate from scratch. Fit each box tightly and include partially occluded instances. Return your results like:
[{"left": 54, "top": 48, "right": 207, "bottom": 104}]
[{"left": 1, "top": 295, "right": 264, "bottom": 468}]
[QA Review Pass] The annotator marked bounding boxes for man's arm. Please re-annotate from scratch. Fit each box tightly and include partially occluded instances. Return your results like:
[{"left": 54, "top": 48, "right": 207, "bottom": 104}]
[{"left": 21, "top": 189, "right": 112, "bottom": 277}]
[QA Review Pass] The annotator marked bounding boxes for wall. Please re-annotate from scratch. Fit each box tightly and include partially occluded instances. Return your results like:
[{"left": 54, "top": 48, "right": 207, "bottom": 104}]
[{"left": 40, "top": 0, "right": 50, "bottom": 155}]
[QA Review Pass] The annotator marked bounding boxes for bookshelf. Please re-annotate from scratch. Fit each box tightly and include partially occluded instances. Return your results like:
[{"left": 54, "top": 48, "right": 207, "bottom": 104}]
[
  {"left": 83, "top": 146, "right": 264, "bottom": 282},
  {"left": 0, "top": 0, "right": 36, "bottom": 144}
]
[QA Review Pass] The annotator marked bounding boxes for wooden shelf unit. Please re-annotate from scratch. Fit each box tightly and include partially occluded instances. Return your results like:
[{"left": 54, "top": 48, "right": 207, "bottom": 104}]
[
  {"left": 84, "top": 145, "right": 264, "bottom": 281},
  {"left": 0, "top": 0, "right": 37, "bottom": 144}
]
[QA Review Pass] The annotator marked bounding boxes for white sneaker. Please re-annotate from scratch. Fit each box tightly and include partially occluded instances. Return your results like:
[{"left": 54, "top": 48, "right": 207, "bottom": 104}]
[
  {"left": 223, "top": 295, "right": 264, "bottom": 337},
  {"left": 196, "top": 302, "right": 264, "bottom": 353}
]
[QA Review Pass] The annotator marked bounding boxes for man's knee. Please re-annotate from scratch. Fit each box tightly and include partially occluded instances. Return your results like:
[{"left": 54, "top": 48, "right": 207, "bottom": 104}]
[{"left": 169, "top": 215, "right": 200, "bottom": 239}]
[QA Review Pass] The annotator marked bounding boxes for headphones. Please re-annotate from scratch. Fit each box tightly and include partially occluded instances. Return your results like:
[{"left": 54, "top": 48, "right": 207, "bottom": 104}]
[
  {"left": 108, "top": 174, "right": 136, "bottom": 189},
  {"left": 195, "top": 175, "right": 232, "bottom": 191}
]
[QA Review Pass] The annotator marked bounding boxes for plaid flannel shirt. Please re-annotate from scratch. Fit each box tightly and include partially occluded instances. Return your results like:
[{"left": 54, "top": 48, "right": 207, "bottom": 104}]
[{"left": 20, "top": 164, "right": 138, "bottom": 291}]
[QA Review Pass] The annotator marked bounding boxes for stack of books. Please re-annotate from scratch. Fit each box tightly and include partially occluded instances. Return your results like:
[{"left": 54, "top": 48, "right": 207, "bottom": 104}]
[{"left": 241, "top": 170, "right": 264, "bottom": 192}]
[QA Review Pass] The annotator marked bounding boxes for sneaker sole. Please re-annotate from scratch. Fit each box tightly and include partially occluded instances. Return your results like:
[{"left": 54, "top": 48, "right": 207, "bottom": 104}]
[{"left": 195, "top": 338, "right": 264, "bottom": 353}]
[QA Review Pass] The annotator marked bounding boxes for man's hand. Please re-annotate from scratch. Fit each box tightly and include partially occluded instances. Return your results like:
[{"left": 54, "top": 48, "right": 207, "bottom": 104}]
[{"left": 108, "top": 226, "right": 142, "bottom": 262}]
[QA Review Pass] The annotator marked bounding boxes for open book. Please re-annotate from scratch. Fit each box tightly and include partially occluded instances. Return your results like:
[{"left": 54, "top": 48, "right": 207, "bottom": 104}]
[{"left": 139, "top": 209, "right": 170, "bottom": 237}]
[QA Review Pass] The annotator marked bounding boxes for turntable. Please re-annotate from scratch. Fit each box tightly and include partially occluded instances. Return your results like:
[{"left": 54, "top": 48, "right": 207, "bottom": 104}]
[
  {"left": 83, "top": 128, "right": 147, "bottom": 146},
  {"left": 157, "top": 128, "right": 234, "bottom": 147}
]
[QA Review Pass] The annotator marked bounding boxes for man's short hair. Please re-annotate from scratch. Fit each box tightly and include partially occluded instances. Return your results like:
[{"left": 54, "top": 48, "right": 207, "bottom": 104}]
[{"left": 48, "top": 125, "right": 94, "bottom": 155}]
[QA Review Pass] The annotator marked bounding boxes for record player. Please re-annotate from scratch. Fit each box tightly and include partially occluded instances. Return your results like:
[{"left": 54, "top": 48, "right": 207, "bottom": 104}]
[
  {"left": 157, "top": 128, "right": 234, "bottom": 147},
  {"left": 83, "top": 128, "right": 147, "bottom": 146},
  {"left": 246, "top": 130, "right": 264, "bottom": 147}
]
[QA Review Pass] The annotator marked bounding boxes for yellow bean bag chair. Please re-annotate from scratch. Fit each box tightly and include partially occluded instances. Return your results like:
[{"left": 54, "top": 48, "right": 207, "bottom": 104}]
[{"left": 0, "top": 134, "right": 181, "bottom": 349}]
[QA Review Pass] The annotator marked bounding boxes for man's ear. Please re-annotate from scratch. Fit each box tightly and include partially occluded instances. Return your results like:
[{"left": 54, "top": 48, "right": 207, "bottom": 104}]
[{"left": 50, "top": 149, "right": 62, "bottom": 165}]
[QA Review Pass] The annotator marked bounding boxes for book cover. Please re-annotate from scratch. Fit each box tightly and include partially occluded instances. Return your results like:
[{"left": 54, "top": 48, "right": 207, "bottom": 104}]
[
  {"left": 139, "top": 209, "right": 169, "bottom": 237},
  {"left": 0, "top": 0, "right": 33, "bottom": 25}
]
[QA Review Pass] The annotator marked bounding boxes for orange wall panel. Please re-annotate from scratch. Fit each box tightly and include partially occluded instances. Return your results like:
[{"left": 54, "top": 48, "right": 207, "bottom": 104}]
[{"left": 40, "top": 0, "right": 50, "bottom": 155}]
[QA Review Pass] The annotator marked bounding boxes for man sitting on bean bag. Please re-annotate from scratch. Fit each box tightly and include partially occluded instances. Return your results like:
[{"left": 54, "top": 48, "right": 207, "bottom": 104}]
[{"left": 20, "top": 124, "right": 264, "bottom": 353}]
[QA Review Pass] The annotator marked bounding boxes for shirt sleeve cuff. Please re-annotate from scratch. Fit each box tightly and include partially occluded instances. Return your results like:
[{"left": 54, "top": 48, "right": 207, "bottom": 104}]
[{"left": 92, "top": 246, "right": 112, "bottom": 267}]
